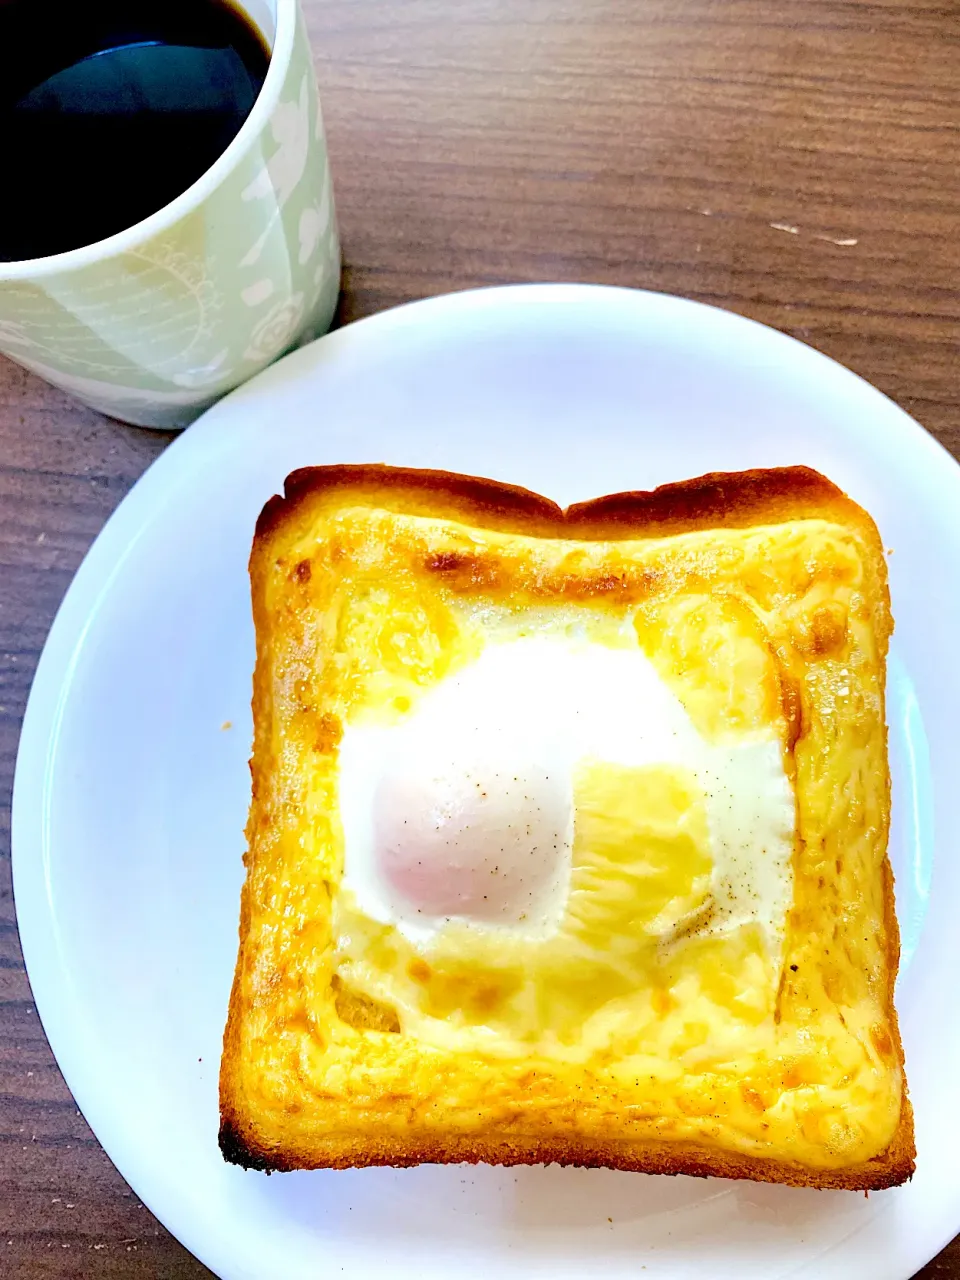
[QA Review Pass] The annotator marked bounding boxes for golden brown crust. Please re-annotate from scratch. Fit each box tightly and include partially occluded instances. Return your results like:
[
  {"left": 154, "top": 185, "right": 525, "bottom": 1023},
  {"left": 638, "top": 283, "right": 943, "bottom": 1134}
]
[
  {"left": 223, "top": 464, "right": 913, "bottom": 1189},
  {"left": 254, "top": 463, "right": 565, "bottom": 547},
  {"left": 219, "top": 1114, "right": 915, "bottom": 1190},
  {"left": 253, "top": 462, "right": 868, "bottom": 549}
]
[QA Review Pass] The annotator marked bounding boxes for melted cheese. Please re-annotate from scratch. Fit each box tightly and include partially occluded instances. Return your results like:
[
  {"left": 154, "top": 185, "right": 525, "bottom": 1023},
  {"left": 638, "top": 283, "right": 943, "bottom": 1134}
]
[
  {"left": 239, "top": 505, "right": 901, "bottom": 1172},
  {"left": 337, "top": 630, "right": 794, "bottom": 950}
]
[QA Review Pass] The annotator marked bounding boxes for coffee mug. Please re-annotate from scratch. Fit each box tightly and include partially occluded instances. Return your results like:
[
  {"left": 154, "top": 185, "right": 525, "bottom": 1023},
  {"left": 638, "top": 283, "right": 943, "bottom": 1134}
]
[{"left": 0, "top": 0, "right": 340, "bottom": 429}]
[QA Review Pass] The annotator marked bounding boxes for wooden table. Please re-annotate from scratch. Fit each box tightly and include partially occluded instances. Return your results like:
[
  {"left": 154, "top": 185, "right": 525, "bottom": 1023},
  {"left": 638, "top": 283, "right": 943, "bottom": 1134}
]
[{"left": 1, "top": 1, "right": 957, "bottom": 1274}]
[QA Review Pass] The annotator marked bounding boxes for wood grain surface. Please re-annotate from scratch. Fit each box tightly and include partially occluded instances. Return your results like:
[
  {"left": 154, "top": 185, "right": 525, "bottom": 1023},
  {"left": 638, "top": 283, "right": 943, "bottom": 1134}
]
[{"left": 1, "top": 0, "right": 958, "bottom": 1274}]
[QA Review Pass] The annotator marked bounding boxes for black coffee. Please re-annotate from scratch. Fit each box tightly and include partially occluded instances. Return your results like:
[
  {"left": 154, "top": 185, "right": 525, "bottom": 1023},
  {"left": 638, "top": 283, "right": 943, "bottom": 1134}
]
[{"left": 0, "top": 0, "right": 270, "bottom": 262}]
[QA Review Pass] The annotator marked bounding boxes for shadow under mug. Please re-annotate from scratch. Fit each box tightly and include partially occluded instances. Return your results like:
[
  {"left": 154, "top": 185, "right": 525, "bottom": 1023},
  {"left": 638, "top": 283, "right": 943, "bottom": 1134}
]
[{"left": 0, "top": 0, "right": 340, "bottom": 429}]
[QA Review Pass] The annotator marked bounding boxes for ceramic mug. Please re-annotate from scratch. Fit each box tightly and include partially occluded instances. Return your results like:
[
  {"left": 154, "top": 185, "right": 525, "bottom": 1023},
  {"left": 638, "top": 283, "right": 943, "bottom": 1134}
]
[{"left": 0, "top": 0, "right": 340, "bottom": 429}]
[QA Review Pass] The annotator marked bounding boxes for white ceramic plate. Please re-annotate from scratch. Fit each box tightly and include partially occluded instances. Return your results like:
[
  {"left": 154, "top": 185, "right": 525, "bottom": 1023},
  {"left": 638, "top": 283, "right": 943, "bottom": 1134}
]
[{"left": 12, "top": 284, "right": 959, "bottom": 1279}]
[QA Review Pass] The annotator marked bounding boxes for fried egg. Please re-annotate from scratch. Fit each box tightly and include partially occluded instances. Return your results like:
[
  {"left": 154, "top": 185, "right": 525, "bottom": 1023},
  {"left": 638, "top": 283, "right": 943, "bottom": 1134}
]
[{"left": 337, "top": 630, "right": 795, "bottom": 957}]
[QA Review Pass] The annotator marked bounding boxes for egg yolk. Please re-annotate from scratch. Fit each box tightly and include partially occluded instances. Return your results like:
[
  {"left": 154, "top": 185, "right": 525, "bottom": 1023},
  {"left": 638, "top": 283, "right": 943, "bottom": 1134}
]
[
  {"left": 373, "top": 748, "right": 570, "bottom": 926},
  {"left": 566, "top": 761, "right": 714, "bottom": 943}
]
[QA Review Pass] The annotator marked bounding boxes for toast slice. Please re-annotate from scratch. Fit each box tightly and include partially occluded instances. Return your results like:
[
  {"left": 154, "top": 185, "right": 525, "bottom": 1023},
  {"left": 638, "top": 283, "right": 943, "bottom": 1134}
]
[{"left": 220, "top": 464, "right": 913, "bottom": 1189}]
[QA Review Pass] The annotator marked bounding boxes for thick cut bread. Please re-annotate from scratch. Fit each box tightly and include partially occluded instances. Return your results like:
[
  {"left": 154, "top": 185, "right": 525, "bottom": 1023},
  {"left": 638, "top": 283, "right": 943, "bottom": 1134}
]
[{"left": 220, "top": 464, "right": 913, "bottom": 1189}]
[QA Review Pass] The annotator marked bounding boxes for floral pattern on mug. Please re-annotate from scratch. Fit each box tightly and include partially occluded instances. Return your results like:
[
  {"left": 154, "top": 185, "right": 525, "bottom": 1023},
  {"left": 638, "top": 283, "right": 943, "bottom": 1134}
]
[
  {"left": 240, "top": 75, "right": 312, "bottom": 269},
  {"left": 243, "top": 293, "right": 305, "bottom": 363}
]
